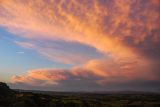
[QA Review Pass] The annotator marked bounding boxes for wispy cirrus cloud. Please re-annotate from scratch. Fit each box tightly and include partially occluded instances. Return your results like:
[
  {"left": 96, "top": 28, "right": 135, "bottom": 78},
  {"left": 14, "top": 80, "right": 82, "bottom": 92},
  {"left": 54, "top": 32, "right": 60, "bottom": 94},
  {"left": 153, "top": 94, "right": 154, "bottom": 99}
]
[
  {"left": 14, "top": 40, "right": 103, "bottom": 64},
  {"left": 16, "top": 51, "right": 25, "bottom": 54}
]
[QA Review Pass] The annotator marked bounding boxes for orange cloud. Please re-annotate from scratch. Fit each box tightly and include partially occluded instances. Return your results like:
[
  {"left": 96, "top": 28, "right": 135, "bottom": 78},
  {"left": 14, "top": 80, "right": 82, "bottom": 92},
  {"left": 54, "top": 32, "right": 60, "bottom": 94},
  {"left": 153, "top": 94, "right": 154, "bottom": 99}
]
[
  {"left": 0, "top": 0, "right": 137, "bottom": 59},
  {"left": 1, "top": 0, "right": 158, "bottom": 61},
  {"left": 11, "top": 57, "right": 158, "bottom": 87},
  {"left": 12, "top": 69, "right": 67, "bottom": 86},
  {"left": 0, "top": 0, "right": 159, "bottom": 89},
  {"left": 76, "top": 57, "right": 157, "bottom": 81}
]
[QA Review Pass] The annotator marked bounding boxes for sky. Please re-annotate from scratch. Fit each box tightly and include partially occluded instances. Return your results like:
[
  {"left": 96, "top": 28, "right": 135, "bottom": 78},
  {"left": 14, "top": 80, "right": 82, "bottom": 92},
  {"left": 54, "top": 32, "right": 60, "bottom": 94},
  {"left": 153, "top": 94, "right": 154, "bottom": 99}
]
[{"left": 0, "top": 0, "right": 160, "bottom": 92}]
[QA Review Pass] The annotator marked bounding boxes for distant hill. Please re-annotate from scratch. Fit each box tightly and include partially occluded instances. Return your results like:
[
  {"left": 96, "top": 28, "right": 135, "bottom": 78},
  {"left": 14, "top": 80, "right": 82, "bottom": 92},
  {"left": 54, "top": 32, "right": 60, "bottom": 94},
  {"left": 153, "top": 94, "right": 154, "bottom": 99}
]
[
  {"left": 0, "top": 82, "right": 160, "bottom": 107},
  {"left": 13, "top": 89, "right": 160, "bottom": 95}
]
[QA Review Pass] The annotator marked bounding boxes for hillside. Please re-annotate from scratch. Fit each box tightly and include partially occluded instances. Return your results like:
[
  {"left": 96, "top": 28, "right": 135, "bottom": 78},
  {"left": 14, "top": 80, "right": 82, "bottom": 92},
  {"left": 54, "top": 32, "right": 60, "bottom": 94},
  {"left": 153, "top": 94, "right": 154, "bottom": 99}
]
[{"left": 0, "top": 82, "right": 160, "bottom": 107}]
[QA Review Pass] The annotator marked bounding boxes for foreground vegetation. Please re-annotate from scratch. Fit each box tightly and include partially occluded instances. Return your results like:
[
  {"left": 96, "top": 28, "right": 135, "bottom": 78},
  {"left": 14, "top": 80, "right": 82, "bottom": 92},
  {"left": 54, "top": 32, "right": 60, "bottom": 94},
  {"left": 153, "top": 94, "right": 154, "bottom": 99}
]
[{"left": 0, "top": 82, "right": 160, "bottom": 107}]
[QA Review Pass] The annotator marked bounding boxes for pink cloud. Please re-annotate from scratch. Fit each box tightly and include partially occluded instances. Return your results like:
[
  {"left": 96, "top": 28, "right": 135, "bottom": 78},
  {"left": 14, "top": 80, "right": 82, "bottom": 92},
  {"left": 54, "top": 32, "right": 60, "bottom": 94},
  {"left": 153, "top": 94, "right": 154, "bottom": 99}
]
[
  {"left": 12, "top": 69, "right": 67, "bottom": 86},
  {"left": 0, "top": 0, "right": 159, "bottom": 91},
  {"left": 11, "top": 57, "right": 158, "bottom": 88},
  {"left": 0, "top": 0, "right": 137, "bottom": 59}
]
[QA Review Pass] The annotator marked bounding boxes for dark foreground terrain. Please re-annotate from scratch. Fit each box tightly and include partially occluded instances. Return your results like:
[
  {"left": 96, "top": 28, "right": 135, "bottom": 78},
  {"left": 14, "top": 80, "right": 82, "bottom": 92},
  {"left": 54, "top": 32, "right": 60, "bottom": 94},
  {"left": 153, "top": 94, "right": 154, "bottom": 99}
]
[{"left": 0, "top": 82, "right": 160, "bottom": 107}]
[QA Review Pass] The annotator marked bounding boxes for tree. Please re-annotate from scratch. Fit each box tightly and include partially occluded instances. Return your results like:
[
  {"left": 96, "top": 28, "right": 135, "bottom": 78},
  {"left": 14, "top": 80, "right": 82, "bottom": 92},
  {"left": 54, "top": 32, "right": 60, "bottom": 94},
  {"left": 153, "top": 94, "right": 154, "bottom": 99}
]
[{"left": 0, "top": 82, "right": 11, "bottom": 96}]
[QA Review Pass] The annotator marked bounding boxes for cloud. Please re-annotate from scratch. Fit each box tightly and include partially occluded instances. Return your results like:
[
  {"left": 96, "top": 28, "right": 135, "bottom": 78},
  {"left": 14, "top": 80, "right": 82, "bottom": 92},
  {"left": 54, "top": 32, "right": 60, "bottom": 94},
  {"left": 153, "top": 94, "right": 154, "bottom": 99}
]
[
  {"left": 14, "top": 40, "right": 103, "bottom": 64},
  {"left": 0, "top": 0, "right": 136, "bottom": 58},
  {"left": 0, "top": 0, "right": 159, "bottom": 91},
  {"left": 16, "top": 51, "right": 25, "bottom": 54},
  {"left": 12, "top": 69, "right": 67, "bottom": 86},
  {"left": 0, "top": 0, "right": 159, "bottom": 60},
  {"left": 11, "top": 57, "right": 159, "bottom": 91}
]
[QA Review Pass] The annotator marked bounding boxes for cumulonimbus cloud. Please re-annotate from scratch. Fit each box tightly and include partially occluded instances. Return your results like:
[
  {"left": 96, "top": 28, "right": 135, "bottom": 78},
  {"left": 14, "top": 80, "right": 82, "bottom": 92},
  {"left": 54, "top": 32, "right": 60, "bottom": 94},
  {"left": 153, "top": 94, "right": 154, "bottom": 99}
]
[{"left": 0, "top": 0, "right": 159, "bottom": 91}]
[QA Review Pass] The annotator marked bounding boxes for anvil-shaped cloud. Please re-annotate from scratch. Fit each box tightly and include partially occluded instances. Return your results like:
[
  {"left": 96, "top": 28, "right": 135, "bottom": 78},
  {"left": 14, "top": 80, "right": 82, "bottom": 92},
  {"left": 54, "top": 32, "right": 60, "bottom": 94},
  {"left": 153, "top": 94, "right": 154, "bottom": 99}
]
[{"left": 0, "top": 0, "right": 160, "bottom": 91}]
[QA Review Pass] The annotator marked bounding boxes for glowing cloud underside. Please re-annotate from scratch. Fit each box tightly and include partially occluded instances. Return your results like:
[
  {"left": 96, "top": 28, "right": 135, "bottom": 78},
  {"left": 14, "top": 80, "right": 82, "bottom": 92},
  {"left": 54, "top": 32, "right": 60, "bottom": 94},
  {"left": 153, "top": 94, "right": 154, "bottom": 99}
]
[{"left": 0, "top": 0, "right": 159, "bottom": 91}]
